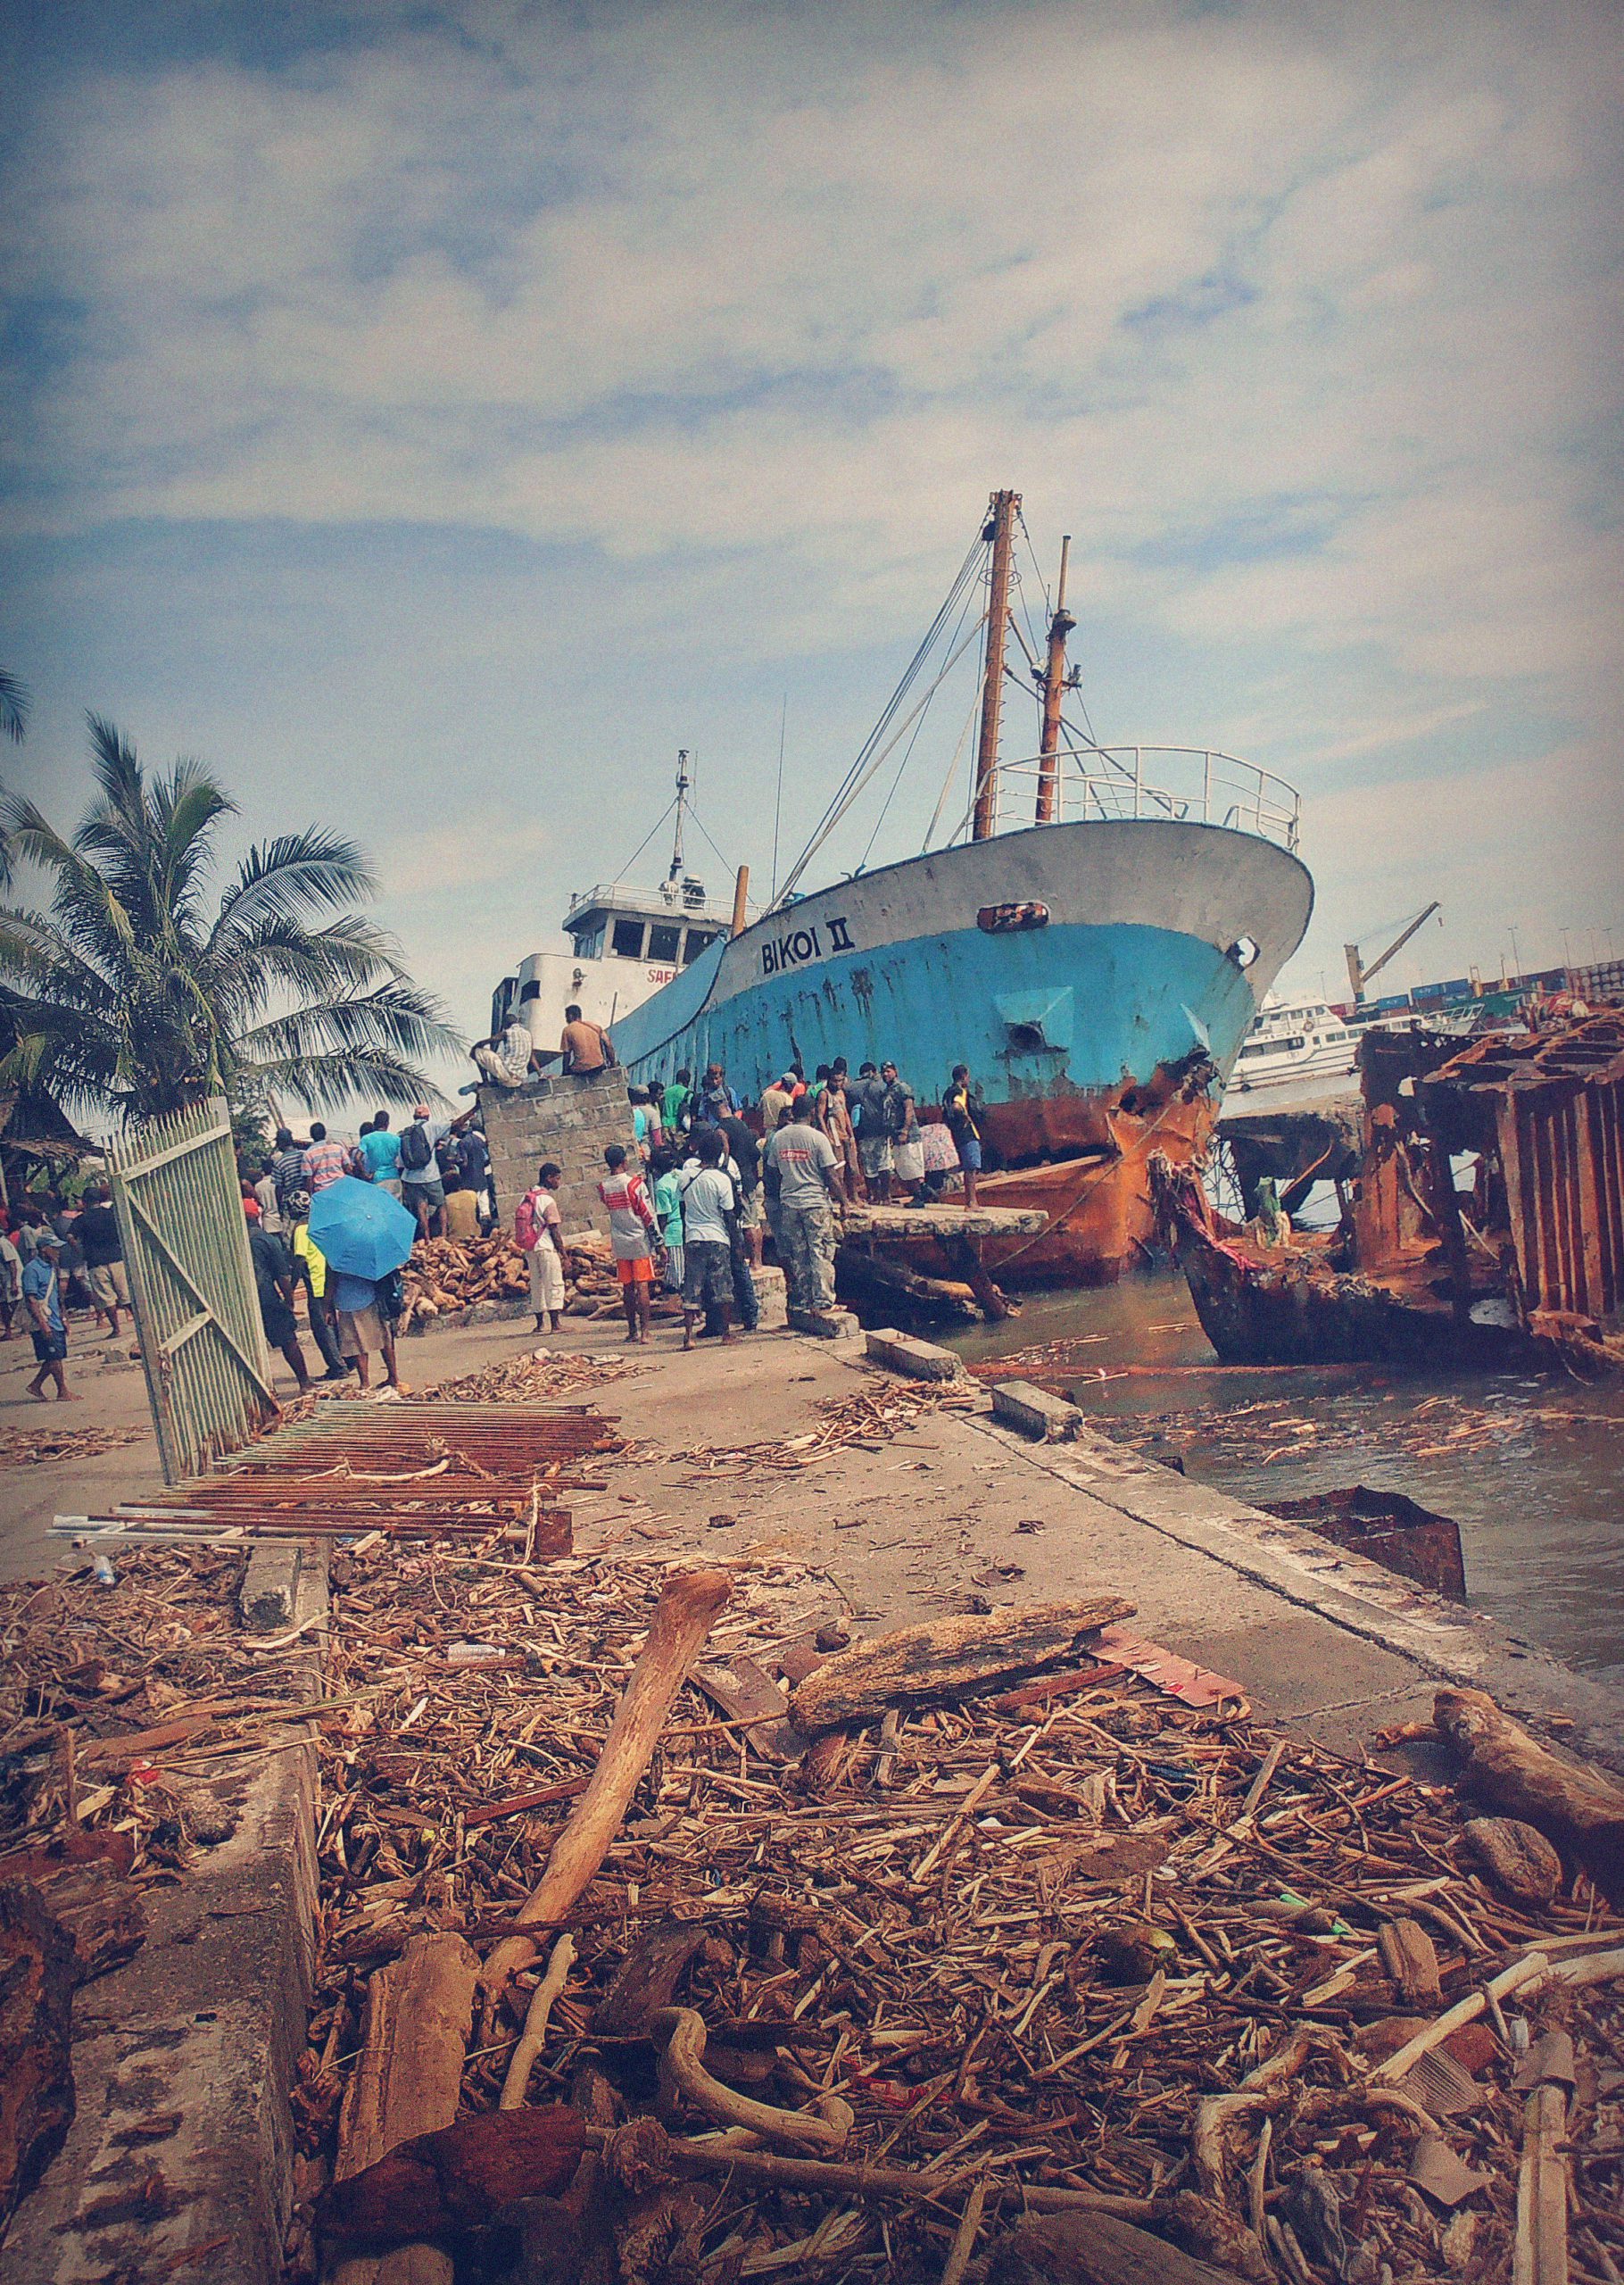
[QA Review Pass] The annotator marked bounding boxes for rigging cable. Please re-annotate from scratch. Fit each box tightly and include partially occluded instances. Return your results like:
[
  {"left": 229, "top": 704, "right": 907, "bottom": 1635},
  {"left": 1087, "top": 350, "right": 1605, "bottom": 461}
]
[
  {"left": 772, "top": 525, "right": 986, "bottom": 907},
  {"left": 611, "top": 796, "right": 679, "bottom": 883},
  {"left": 858, "top": 561, "right": 982, "bottom": 870},
  {"left": 923, "top": 678, "right": 987, "bottom": 852},
  {"left": 775, "top": 614, "right": 989, "bottom": 904}
]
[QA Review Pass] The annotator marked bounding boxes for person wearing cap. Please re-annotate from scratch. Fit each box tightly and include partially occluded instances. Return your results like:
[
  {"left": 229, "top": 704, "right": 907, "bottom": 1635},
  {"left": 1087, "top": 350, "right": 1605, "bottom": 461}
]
[
  {"left": 22, "top": 1229, "right": 76, "bottom": 1401},
  {"left": 399, "top": 1103, "right": 475, "bottom": 1241}
]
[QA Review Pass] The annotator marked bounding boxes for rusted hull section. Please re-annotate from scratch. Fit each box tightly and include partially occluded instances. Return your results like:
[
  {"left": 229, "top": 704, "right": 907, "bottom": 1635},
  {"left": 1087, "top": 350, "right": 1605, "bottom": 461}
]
[
  {"left": 1257, "top": 1486, "right": 1467, "bottom": 1600},
  {"left": 969, "top": 1081, "right": 1219, "bottom": 1285},
  {"left": 1152, "top": 1008, "right": 1624, "bottom": 1376}
]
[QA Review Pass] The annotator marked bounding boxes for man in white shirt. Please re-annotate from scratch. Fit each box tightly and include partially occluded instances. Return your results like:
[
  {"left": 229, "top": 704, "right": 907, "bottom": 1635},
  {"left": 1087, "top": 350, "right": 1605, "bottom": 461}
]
[
  {"left": 675, "top": 1127, "right": 739, "bottom": 1349},
  {"left": 763, "top": 1105, "right": 846, "bottom": 1312}
]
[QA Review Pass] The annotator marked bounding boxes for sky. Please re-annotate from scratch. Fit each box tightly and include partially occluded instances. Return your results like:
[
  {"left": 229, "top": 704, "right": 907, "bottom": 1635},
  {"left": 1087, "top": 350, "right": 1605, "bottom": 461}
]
[{"left": 2, "top": 0, "right": 1620, "bottom": 1101}]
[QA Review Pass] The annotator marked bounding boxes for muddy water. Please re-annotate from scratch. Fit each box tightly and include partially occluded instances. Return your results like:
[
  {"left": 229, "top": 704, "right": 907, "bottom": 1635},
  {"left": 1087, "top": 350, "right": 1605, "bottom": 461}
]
[{"left": 949, "top": 1273, "right": 1624, "bottom": 1686}]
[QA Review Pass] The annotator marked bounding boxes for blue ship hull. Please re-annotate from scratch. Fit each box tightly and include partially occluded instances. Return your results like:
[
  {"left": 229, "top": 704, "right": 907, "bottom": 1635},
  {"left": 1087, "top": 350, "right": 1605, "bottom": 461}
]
[{"left": 611, "top": 817, "right": 1313, "bottom": 1275}]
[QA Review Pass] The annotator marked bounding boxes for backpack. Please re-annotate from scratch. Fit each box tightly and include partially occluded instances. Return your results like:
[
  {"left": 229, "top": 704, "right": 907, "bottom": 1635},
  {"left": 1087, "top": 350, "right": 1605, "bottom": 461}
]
[
  {"left": 515, "top": 1188, "right": 543, "bottom": 1251},
  {"left": 400, "top": 1119, "right": 433, "bottom": 1172}
]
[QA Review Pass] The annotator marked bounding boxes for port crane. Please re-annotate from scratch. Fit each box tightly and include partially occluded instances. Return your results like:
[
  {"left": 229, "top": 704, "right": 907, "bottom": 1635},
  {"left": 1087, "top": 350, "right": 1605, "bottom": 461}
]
[{"left": 1344, "top": 902, "right": 1442, "bottom": 1003}]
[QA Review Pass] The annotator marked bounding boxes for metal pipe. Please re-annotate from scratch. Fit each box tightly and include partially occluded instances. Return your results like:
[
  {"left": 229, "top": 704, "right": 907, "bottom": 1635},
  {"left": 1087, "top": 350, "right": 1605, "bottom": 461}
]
[{"left": 1035, "top": 534, "right": 1073, "bottom": 827}]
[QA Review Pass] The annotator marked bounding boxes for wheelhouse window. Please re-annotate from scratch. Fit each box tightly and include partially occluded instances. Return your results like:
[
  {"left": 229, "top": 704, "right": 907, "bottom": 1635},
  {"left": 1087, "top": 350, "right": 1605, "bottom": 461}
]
[
  {"left": 682, "top": 928, "right": 718, "bottom": 965},
  {"left": 573, "top": 923, "right": 605, "bottom": 959},
  {"left": 647, "top": 923, "right": 682, "bottom": 964},
  {"left": 611, "top": 918, "right": 646, "bottom": 959}
]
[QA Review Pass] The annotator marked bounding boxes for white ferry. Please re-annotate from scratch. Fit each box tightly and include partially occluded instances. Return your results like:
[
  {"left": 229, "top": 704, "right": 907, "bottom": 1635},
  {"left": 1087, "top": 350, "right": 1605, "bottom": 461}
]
[{"left": 1230, "top": 995, "right": 1359, "bottom": 1091}]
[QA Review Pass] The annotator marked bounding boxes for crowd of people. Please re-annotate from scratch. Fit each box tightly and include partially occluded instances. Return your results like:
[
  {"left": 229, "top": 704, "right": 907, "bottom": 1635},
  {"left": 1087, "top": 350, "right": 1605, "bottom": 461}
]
[
  {"left": 2, "top": 1043, "right": 984, "bottom": 1401},
  {"left": 0, "top": 1182, "right": 132, "bottom": 1402},
  {"left": 507, "top": 1051, "right": 984, "bottom": 1342}
]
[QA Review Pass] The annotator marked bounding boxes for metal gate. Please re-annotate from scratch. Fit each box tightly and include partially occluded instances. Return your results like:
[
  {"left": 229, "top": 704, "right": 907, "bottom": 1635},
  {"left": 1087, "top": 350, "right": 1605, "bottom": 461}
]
[{"left": 107, "top": 1095, "right": 276, "bottom": 1481}]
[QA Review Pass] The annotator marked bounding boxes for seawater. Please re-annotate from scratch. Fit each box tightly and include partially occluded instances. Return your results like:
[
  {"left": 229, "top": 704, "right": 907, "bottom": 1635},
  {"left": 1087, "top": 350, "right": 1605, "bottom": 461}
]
[{"left": 949, "top": 1273, "right": 1624, "bottom": 1686}]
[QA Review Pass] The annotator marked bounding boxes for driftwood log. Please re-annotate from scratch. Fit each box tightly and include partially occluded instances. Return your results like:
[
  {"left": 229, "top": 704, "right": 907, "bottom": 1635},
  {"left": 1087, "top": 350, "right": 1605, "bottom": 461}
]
[
  {"left": 319, "top": 2109, "right": 586, "bottom": 2251},
  {"left": 480, "top": 1571, "right": 733, "bottom": 2015},
  {"left": 988, "top": 2209, "right": 1251, "bottom": 2285},
  {"left": 789, "top": 1596, "right": 1135, "bottom": 1734},
  {"left": 1433, "top": 1688, "right": 1624, "bottom": 1903},
  {"left": 327, "top": 1932, "right": 480, "bottom": 2285},
  {"left": 0, "top": 1880, "right": 76, "bottom": 2231}
]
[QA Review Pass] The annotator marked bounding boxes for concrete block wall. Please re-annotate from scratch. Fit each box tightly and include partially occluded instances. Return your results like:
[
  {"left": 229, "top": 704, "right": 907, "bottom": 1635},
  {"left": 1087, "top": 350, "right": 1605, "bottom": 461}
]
[{"left": 480, "top": 1069, "right": 642, "bottom": 1240}]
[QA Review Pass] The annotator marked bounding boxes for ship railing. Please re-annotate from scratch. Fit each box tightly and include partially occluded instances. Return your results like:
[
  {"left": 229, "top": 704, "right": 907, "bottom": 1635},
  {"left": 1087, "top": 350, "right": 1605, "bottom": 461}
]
[{"left": 993, "top": 745, "right": 1302, "bottom": 853}]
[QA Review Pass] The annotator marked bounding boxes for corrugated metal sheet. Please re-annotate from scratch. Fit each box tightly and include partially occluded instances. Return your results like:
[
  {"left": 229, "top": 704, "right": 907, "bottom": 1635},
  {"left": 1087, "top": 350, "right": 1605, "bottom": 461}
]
[
  {"left": 1423, "top": 1015, "right": 1624, "bottom": 1323},
  {"left": 108, "top": 1096, "right": 276, "bottom": 1482}
]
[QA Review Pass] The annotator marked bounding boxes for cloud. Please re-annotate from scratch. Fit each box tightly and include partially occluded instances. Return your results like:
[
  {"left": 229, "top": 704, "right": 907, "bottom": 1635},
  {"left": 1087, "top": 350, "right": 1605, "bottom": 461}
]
[
  {"left": 1, "top": 0, "right": 1619, "bottom": 1046},
  {"left": 378, "top": 819, "right": 550, "bottom": 899}
]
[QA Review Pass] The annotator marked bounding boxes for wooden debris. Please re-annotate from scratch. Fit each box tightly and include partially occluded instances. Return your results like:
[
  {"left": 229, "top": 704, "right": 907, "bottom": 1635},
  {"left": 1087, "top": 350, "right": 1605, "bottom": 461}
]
[
  {"left": 9, "top": 1427, "right": 1624, "bottom": 2285},
  {"left": 1378, "top": 1915, "right": 1442, "bottom": 2006},
  {"left": 479, "top": 1569, "right": 733, "bottom": 2013},
  {"left": 988, "top": 2209, "right": 1252, "bottom": 2285},
  {"left": 319, "top": 2107, "right": 587, "bottom": 2249},
  {"left": 1434, "top": 1686, "right": 1624, "bottom": 1901},
  {"left": 790, "top": 1596, "right": 1135, "bottom": 1732},
  {"left": 328, "top": 1932, "right": 479, "bottom": 2285},
  {"left": 0, "top": 1881, "right": 76, "bottom": 2231},
  {"left": 1463, "top": 1815, "right": 1565, "bottom": 1906},
  {"left": 0, "top": 1423, "right": 145, "bottom": 1468}
]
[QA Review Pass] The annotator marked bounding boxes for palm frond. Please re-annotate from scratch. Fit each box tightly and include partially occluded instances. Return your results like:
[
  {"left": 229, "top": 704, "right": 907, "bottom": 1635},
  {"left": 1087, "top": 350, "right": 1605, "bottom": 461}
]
[
  {"left": 233, "top": 1045, "right": 448, "bottom": 1117},
  {"left": 0, "top": 668, "right": 29, "bottom": 744},
  {"left": 206, "top": 831, "right": 379, "bottom": 957}
]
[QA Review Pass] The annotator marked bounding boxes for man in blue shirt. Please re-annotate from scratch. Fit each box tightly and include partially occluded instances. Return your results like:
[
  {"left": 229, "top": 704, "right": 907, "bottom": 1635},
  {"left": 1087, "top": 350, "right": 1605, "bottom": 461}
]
[
  {"left": 22, "top": 1230, "right": 75, "bottom": 1402},
  {"left": 357, "top": 1113, "right": 403, "bottom": 1197}
]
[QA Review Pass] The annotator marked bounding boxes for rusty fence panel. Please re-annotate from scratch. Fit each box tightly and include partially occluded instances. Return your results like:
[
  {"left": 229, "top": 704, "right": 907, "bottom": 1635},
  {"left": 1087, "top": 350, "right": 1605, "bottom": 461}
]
[{"left": 107, "top": 1096, "right": 275, "bottom": 1482}]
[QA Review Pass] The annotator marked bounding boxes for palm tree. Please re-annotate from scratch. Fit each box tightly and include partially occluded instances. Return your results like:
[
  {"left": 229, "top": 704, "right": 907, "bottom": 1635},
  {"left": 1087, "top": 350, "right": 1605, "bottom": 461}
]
[
  {"left": 0, "top": 668, "right": 28, "bottom": 745},
  {"left": 0, "top": 716, "right": 462, "bottom": 1126}
]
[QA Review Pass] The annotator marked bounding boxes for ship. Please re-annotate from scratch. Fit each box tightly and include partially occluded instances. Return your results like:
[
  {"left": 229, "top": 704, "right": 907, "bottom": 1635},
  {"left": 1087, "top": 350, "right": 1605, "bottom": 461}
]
[
  {"left": 501, "top": 491, "right": 1314, "bottom": 1283},
  {"left": 1230, "top": 994, "right": 1359, "bottom": 1093}
]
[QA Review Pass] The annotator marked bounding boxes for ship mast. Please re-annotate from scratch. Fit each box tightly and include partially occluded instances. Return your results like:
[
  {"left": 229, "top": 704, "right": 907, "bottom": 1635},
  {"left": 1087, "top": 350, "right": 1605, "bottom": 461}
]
[
  {"left": 971, "top": 488, "right": 1020, "bottom": 842},
  {"left": 1035, "top": 533, "right": 1075, "bottom": 825},
  {"left": 667, "top": 748, "right": 692, "bottom": 883}
]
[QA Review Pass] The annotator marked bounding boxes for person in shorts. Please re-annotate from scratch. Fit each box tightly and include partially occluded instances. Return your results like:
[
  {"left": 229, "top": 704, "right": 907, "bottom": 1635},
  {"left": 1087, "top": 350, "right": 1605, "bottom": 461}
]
[
  {"left": 400, "top": 1104, "right": 472, "bottom": 1238},
  {"left": 650, "top": 1146, "right": 685, "bottom": 1293},
  {"left": 245, "top": 1205, "right": 313, "bottom": 1393},
  {"left": 516, "top": 1161, "right": 568, "bottom": 1334},
  {"left": 330, "top": 1267, "right": 401, "bottom": 1392},
  {"left": 75, "top": 1182, "right": 131, "bottom": 1337},
  {"left": 22, "top": 1231, "right": 75, "bottom": 1401},
  {"left": 943, "top": 1064, "right": 982, "bottom": 1208},
  {"left": 676, "top": 1128, "right": 738, "bottom": 1349},
  {"left": 597, "top": 1143, "right": 660, "bottom": 1343}
]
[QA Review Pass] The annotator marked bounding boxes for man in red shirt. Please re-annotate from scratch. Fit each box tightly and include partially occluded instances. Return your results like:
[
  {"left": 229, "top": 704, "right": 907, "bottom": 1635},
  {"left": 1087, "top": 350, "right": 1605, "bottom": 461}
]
[{"left": 597, "top": 1142, "right": 661, "bottom": 1343}]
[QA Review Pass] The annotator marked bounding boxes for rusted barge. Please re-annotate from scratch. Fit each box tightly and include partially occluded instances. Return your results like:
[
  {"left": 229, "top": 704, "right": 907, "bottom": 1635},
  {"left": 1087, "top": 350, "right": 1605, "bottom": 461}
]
[{"left": 1155, "top": 1012, "right": 1624, "bottom": 1375}]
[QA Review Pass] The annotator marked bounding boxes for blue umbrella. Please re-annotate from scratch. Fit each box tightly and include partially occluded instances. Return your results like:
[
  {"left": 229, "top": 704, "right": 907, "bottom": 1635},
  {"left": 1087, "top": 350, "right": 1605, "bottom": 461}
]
[{"left": 308, "top": 1176, "right": 418, "bottom": 1282}]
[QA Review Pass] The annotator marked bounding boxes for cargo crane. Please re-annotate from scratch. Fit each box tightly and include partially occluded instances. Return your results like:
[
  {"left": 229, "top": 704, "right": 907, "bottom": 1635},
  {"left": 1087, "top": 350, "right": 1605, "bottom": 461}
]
[{"left": 1344, "top": 902, "right": 1442, "bottom": 1004}]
